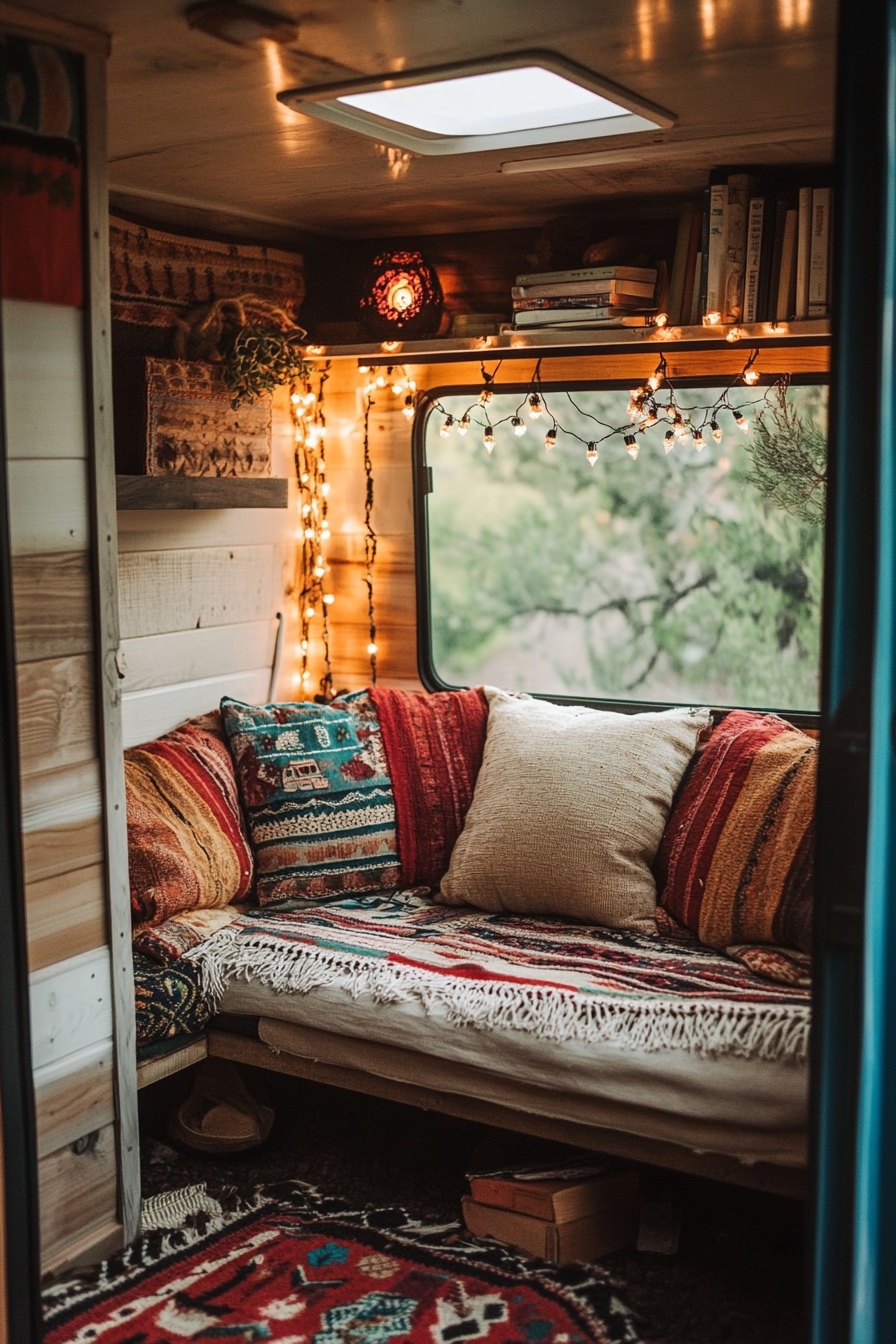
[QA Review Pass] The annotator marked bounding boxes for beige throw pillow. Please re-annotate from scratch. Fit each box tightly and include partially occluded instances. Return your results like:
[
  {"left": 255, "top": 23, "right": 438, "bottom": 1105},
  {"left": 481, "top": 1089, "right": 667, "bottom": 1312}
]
[{"left": 438, "top": 691, "right": 711, "bottom": 933}]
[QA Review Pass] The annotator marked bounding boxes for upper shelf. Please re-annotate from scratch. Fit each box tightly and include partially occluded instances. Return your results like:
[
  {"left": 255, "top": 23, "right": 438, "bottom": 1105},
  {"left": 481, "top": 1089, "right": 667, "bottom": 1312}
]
[
  {"left": 304, "top": 320, "right": 832, "bottom": 364},
  {"left": 116, "top": 476, "right": 290, "bottom": 510}
]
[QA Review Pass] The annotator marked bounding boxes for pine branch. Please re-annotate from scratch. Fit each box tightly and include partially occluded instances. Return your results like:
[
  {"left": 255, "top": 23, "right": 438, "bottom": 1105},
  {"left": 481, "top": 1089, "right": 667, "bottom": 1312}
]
[{"left": 743, "top": 384, "right": 827, "bottom": 524}]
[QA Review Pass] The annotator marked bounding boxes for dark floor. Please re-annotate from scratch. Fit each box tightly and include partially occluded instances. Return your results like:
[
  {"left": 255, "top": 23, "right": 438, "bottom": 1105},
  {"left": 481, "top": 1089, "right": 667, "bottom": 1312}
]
[{"left": 139, "top": 1063, "right": 805, "bottom": 1344}]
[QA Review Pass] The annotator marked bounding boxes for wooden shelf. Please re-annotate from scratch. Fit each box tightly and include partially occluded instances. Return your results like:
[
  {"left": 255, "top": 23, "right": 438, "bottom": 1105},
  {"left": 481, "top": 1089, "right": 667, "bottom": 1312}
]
[
  {"left": 116, "top": 476, "right": 289, "bottom": 510},
  {"left": 305, "top": 320, "right": 831, "bottom": 364}
]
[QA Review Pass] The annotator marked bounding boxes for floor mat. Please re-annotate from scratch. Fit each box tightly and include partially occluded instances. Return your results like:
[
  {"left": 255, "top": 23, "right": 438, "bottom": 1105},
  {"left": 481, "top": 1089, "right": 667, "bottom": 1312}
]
[{"left": 43, "top": 1181, "right": 647, "bottom": 1343}]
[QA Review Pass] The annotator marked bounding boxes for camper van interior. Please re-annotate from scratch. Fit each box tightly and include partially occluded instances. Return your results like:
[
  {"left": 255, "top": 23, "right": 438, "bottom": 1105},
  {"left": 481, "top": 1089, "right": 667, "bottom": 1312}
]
[{"left": 0, "top": 1, "right": 893, "bottom": 1341}]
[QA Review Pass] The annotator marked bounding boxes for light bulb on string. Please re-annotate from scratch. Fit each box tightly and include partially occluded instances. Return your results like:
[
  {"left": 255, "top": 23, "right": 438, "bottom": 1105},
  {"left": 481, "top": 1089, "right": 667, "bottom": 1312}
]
[
  {"left": 693, "top": 430, "right": 706, "bottom": 451},
  {"left": 323, "top": 593, "right": 335, "bottom": 606},
  {"left": 304, "top": 526, "right": 314, "bottom": 539},
  {"left": 479, "top": 386, "right": 494, "bottom": 405},
  {"left": 375, "top": 373, "right": 387, "bottom": 388},
  {"left": 402, "top": 394, "right": 415, "bottom": 420},
  {"left": 643, "top": 410, "right": 658, "bottom": 428},
  {"left": 743, "top": 369, "right": 760, "bottom": 386},
  {"left": 544, "top": 426, "right": 557, "bottom": 453},
  {"left": 733, "top": 409, "right": 750, "bottom": 433},
  {"left": 392, "top": 378, "right": 407, "bottom": 395},
  {"left": 511, "top": 416, "right": 527, "bottom": 436},
  {"left": 528, "top": 393, "right": 543, "bottom": 418},
  {"left": 624, "top": 433, "right": 639, "bottom": 460},
  {"left": 710, "top": 419, "right": 722, "bottom": 442},
  {"left": 664, "top": 429, "right": 676, "bottom": 453},
  {"left": 305, "top": 605, "right": 316, "bottom": 619},
  {"left": 457, "top": 414, "right": 470, "bottom": 436},
  {"left": 440, "top": 415, "right": 454, "bottom": 438},
  {"left": 367, "top": 642, "right": 378, "bottom": 655},
  {"left": 483, "top": 425, "right": 495, "bottom": 453},
  {"left": 586, "top": 443, "right": 599, "bottom": 466}
]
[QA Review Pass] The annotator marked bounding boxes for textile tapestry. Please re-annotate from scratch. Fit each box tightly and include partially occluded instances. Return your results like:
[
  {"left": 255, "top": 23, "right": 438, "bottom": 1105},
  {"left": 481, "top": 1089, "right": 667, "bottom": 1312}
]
[
  {"left": 43, "top": 1182, "right": 646, "bottom": 1344},
  {"left": 133, "top": 952, "right": 213, "bottom": 1047},
  {"left": 187, "top": 889, "right": 811, "bottom": 1063},
  {"left": 126, "top": 711, "right": 254, "bottom": 925},
  {"left": 222, "top": 694, "right": 401, "bottom": 906},
  {"left": 370, "top": 685, "right": 489, "bottom": 888},
  {"left": 657, "top": 709, "right": 816, "bottom": 954},
  {"left": 110, "top": 213, "right": 305, "bottom": 328},
  {"left": 0, "top": 36, "right": 82, "bottom": 305}
]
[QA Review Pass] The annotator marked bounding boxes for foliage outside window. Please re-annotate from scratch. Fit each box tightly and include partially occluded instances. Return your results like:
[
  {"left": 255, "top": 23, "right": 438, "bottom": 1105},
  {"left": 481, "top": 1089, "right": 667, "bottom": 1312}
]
[{"left": 423, "top": 382, "right": 826, "bottom": 712}]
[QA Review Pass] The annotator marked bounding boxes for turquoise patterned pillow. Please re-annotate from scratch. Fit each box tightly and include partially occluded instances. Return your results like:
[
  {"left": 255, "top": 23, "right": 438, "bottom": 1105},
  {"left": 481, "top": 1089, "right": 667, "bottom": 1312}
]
[{"left": 220, "top": 693, "right": 400, "bottom": 905}]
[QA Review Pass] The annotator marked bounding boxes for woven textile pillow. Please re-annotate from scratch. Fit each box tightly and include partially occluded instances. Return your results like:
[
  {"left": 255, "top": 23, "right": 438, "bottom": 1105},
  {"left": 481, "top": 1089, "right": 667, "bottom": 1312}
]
[
  {"left": 125, "top": 711, "right": 254, "bottom": 926},
  {"left": 221, "top": 693, "right": 400, "bottom": 905},
  {"left": 656, "top": 709, "right": 816, "bottom": 954},
  {"left": 438, "top": 691, "right": 710, "bottom": 932},
  {"left": 369, "top": 685, "right": 489, "bottom": 887}
]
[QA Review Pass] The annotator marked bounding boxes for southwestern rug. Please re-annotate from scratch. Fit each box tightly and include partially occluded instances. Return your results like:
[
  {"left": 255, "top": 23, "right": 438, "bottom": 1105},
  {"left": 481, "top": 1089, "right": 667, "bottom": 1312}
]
[{"left": 43, "top": 1182, "right": 647, "bottom": 1343}]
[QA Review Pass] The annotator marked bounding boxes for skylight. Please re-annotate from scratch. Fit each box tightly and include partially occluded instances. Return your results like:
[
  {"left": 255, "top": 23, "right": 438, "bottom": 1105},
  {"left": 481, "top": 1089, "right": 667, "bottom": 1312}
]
[
  {"left": 337, "top": 67, "right": 629, "bottom": 139},
  {"left": 278, "top": 53, "right": 675, "bottom": 156}
]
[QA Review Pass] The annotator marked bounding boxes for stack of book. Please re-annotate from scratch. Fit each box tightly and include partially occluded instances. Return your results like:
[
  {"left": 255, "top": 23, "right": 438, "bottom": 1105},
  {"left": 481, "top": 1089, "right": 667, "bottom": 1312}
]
[
  {"left": 461, "top": 1160, "right": 639, "bottom": 1264},
  {"left": 509, "top": 265, "right": 659, "bottom": 330},
  {"left": 665, "top": 172, "right": 833, "bottom": 328}
]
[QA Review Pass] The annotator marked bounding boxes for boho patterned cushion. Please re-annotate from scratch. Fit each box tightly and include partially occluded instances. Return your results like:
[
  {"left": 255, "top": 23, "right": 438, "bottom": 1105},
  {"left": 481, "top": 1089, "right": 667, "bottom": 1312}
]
[
  {"left": 439, "top": 691, "right": 710, "bottom": 932},
  {"left": 656, "top": 709, "right": 816, "bottom": 954},
  {"left": 133, "top": 951, "right": 213, "bottom": 1046},
  {"left": 125, "top": 711, "right": 254, "bottom": 925},
  {"left": 370, "top": 685, "right": 488, "bottom": 887},
  {"left": 221, "top": 693, "right": 400, "bottom": 906}
]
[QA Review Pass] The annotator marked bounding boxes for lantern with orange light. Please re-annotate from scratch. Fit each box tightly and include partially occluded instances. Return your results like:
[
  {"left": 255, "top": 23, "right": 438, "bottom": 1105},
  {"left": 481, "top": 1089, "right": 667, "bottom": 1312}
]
[{"left": 359, "top": 250, "right": 444, "bottom": 339}]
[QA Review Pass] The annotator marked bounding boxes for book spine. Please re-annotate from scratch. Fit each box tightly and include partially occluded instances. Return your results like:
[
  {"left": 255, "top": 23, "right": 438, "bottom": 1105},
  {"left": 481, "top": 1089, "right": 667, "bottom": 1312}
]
[
  {"left": 698, "top": 186, "right": 711, "bottom": 319},
  {"left": 723, "top": 174, "right": 756, "bottom": 322},
  {"left": 768, "top": 197, "right": 789, "bottom": 322},
  {"left": 777, "top": 208, "right": 799, "bottom": 321},
  {"left": 513, "top": 306, "right": 625, "bottom": 325},
  {"left": 666, "top": 201, "right": 695, "bottom": 327},
  {"left": 756, "top": 197, "right": 776, "bottom": 323},
  {"left": 680, "top": 209, "right": 702, "bottom": 327},
  {"left": 808, "top": 187, "right": 831, "bottom": 316},
  {"left": 513, "top": 265, "right": 656, "bottom": 286},
  {"left": 743, "top": 198, "right": 765, "bottom": 324},
  {"left": 795, "top": 186, "right": 813, "bottom": 320},
  {"left": 689, "top": 253, "right": 702, "bottom": 325},
  {"left": 706, "top": 183, "right": 728, "bottom": 317},
  {"left": 513, "top": 295, "right": 643, "bottom": 310},
  {"left": 511, "top": 280, "right": 654, "bottom": 299}
]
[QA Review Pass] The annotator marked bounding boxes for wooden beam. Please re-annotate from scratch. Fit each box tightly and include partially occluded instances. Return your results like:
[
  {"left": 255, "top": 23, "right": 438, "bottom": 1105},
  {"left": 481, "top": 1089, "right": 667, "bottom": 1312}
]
[
  {"left": 116, "top": 476, "right": 289, "bottom": 510},
  {"left": 137, "top": 1036, "right": 208, "bottom": 1091}
]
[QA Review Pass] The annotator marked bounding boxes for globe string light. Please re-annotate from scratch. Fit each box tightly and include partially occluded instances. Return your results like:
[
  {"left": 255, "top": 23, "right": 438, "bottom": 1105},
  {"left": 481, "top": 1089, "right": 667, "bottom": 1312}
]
[{"left": 426, "top": 351, "right": 783, "bottom": 465}]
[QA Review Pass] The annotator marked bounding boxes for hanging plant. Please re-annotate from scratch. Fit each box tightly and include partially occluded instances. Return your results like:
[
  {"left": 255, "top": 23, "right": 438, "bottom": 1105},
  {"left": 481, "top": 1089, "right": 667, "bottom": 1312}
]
[
  {"left": 745, "top": 383, "right": 827, "bottom": 524},
  {"left": 172, "top": 293, "right": 311, "bottom": 407}
]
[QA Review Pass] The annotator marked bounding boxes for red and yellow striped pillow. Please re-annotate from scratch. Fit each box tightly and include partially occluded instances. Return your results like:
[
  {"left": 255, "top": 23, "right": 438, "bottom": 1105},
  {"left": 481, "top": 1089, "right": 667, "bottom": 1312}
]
[{"left": 656, "top": 710, "right": 816, "bottom": 954}]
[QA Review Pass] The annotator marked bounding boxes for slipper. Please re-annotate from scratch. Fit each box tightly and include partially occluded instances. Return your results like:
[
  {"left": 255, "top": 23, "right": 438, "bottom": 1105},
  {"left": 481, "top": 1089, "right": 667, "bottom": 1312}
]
[{"left": 168, "top": 1058, "right": 274, "bottom": 1153}]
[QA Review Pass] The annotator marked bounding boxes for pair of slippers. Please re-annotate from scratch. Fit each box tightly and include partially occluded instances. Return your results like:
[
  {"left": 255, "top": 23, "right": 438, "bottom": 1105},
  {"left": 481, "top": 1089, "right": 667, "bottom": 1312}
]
[{"left": 169, "top": 1059, "right": 274, "bottom": 1153}]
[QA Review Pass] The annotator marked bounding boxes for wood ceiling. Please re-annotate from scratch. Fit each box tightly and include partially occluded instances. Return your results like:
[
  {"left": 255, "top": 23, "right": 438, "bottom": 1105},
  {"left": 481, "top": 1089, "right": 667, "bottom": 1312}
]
[{"left": 33, "top": 0, "right": 836, "bottom": 238}]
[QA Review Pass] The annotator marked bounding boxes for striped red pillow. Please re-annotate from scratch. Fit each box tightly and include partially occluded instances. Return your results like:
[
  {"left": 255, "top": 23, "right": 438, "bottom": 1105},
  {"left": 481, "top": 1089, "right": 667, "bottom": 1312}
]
[{"left": 656, "top": 709, "right": 816, "bottom": 954}]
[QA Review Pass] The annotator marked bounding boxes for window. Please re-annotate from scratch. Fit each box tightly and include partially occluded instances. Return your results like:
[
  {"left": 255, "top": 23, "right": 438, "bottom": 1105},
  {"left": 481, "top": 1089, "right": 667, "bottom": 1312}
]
[{"left": 419, "top": 380, "right": 826, "bottom": 714}]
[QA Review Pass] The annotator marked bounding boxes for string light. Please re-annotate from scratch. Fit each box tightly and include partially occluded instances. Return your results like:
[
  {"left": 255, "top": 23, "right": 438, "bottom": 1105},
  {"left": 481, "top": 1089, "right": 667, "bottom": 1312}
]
[
  {"left": 693, "top": 430, "right": 706, "bottom": 451},
  {"left": 742, "top": 349, "right": 760, "bottom": 385},
  {"left": 291, "top": 362, "right": 334, "bottom": 700},
  {"left": 511, "top": 416, "right": 527, "bottom": 436},
  {"left": 710, "top": 419, "right": 722, "bottom": 441},
  {"left": 664, "top": 429, "right": 675, "bottom": 453},
  {"left": 457, "top": 413, "right": 470, "bottom": 436},
  {"left": 484, "top": 425, "right": 495, "bottom": 453},
  {"left": 362, "top": 394, "right": 378, "bottom": 683},
  {"left": 586, "top": 442, "right": 599, "bottom": 466},
  {"left": 528, "top": 393, "right": 544, "bottom": 418},
  {"left": 624, "top": 433, "right": 639, "bottom": 459},
  {"left": 733, "top": 409, "right": 750, "bottom": 433},
  {"left": 726, "top": 326, "right": 743, "bottom": 343},
  {"left": 402, "top": 394, "right": 415, "bottom": 419},
  {"left": 440, "top": 415, "right": 454, "bottom": 438},
  {"left": 479, "top": 387, "right": 494, "bottom": 405},
  {"left": 544, "top": 426, "right": 557, "bottom": 452}
]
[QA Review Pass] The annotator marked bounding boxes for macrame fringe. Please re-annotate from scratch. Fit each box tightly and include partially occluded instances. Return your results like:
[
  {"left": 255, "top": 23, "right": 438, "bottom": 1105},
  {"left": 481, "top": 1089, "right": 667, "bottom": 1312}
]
[{"left": 186, "top": 928, "right": 810, "bottom": 1064}]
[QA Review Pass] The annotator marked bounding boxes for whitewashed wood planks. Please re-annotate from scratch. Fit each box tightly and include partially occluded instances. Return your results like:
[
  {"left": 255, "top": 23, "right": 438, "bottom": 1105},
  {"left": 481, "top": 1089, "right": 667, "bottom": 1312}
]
[
  {"left": 118, "top": 544, "right": 285, "bottom": 639},
  {"left": 30, "top": 947, "right": 113, "bottom": 1073},
  {"left": 122, "top": 667, "right": 272, "bottom": 747},
  {"left": 1, "top": 299, "right": 88, "bottom": 461},
  {"left": 117, "top": 505, "right": 297, "bottom": 553},
  {"left": 17, "top": 653, "right": 96, "bottom": 776},
  {"left": 120, "top": 618, "right": 278, "bottom": 692},
  {"left": 7, "top": 459, "right": 90, "bottom": 554}
]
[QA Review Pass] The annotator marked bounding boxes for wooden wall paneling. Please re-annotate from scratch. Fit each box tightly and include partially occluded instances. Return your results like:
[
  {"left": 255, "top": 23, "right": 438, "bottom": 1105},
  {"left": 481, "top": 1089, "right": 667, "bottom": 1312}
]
[
  {"left": 0, "top": 299, "right": 88, "bottom": 461},
  {"left": 6, "top": 460, "right": 90, "bottom": 554},
  {"left": 21, "top": 818, "right": 104, "bottom": 887},
  {"left": 120, "top": 618, "right": 278, "bottom": 693},
  {"left": 16, "top": 654, "right": 95, "bottom": 777},
  {"left": 25, "top": 863, "right": 106, "bottom": 973},
  {"left": 11, "top": 551, "right": 93, "bottom": 662},
  {"left": 117, "top": 503, "right": 297, "bottom": 553},
  {"left": 19, "top": 759, "right": 101, "bottom": 837},
  {"left": 37, "top": 1122, "right": 118, "bottom": 1267},
  {"left": 84, "top": 42, "right": 140, "bottom": 1248},
  {"left": 118, "top": 544, "right": 281, "bottom": 640},
  {"left": 34, "top": 1047, "right": 115, "bottom": 1159},
  {"left": 122, "top": 667, "right": 273, "bottom": 748},
  {"left": 29, "top": 947, "right": 113, "bottom": 1073}
]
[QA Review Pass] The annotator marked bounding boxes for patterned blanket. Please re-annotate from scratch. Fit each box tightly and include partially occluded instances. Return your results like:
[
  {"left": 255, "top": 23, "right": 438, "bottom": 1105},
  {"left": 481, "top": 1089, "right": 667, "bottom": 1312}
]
[{"left": 187, "top": 890, "right": 810, "bottom": 1063}]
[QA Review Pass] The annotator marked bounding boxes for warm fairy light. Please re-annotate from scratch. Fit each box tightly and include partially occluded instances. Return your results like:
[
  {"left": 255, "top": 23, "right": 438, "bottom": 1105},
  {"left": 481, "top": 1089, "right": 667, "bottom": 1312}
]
[
  {"left": 624, "top": 433, "right": 639, "bottom": 459},
  {"left": 710, "top": 419, "right": 722, "bottom": 442},
  {"left": 664, "top": 429, "right": 675, "bottom": 453},
  {"left": 654, "top": 311, "right": 668, "bottom": 328},
  {"left": 402, "top": 394, "right": 415, "bottom": 419},
  {"left": 375, "top": 373, "right": 387, "bottom": 388},
  {"left": 726, "top": 327, "right": 743, "bottom": 343},
  {"left": 484, "top": 425, "right": 495, "bottom": 453},
  {"left": 586, "top": 443, "right": 599, "bottom": 466},
  {"left": 323, "top": 593, "right": 335, "bottom": 605},
  {"left": 305, "top": 605, "right": 316, "bottom": 618},
  {"left": 512, "top": 416, "right": 527, "bottom": 436},
  {"left": 321, "top": 481, "right": 331, "bottom": 496},
  {"left": 381, "top": 340, "right": 402, "bottom": 352},
  {"left": 457, "top": 414, "right": 470, "bottom": 435},
  {"left": 367, "top": 641, "right": 378, "bottom": 655},
  {"left": 305, "top": 344, "right": 326, "bottom": 355},
  {"left": 648, "top": 374, "right": 662, "bottom": 392},
  {"left": 392, "top": 378, "right": 407, "bottom": 394},
  {"left": 733, "top": 409, "right": 750, "bottom": 433},
  {"left": 291, "top": 391, "right": 302, "bottom": 405},
  {"left": 528, "top": 393, "right": 544, "bottom": 418},
  {"left": 743, "top": 369, "right": 760, "bottom": 385},
  {"left": 440, "top": 415, "right": 454, "bottom": 438},
  {"left": 693, "top": 430, "right": 706, "bottom": 451},
  {"left": 359, "top": 364, "right": 371, "bottom": 373},
  {"left": 544, "top": 426, "right": 557, "bottom": 452},
  {"left": 479, "top": 386, "right": 494, "bottom": 405},
  {"left": 703, "top": 310, "right": 722, "bottom": 326}
]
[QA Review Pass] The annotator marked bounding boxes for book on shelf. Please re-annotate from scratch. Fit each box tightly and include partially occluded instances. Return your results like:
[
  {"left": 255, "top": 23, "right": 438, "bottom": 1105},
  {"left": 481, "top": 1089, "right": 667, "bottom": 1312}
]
[
  {"left": 512, "top": 307, "right": 653, "bottom": 328},
  {"left": 723, "top": 173, "right": 759, "bottom": 322},
  {"left": 743, "top": 196, "right": 765, "bottom": 323},
  {"left": 808, "top": 187, "right": 832, "bottom": 316},
  {"left": 698, "top": 185, "right": 711, "bottom": 320},
  {"left": 514, "top": 264, "right": 657, "bottom": 287},
  {"left": 777, "top": 206, "right": 799, "bottom": 322},
  {"left": 666, "top": 199, "right": 695, "bottom": 326},
  {"left": 511, "top": 278, "right": 656, "bottom": 299},
  {"left": 705, "top": 181, "right": 729, "bottom": 317},
  {"left": 513, "top": 293, "right": 649, "bottom": 311}
]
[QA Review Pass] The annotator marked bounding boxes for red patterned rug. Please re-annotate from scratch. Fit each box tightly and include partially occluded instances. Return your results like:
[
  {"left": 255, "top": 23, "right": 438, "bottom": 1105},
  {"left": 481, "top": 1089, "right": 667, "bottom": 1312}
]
[{"left": 43, "top": 1183, "right": 647, "bottom": 1343}]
